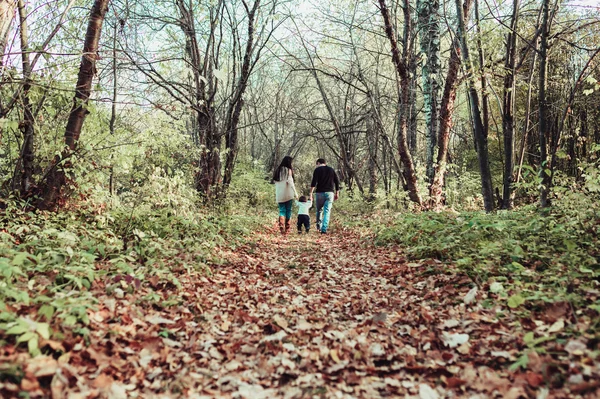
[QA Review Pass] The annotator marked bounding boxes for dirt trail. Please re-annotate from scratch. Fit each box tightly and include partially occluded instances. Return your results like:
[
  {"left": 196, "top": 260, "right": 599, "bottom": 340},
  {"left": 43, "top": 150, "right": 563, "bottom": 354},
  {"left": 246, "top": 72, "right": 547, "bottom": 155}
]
[
  {"left": 5, "top": 226, "right": 578, "bottom": 398},
  {"left": 160, "top": 226, "right": 536, "bottom": 398}
]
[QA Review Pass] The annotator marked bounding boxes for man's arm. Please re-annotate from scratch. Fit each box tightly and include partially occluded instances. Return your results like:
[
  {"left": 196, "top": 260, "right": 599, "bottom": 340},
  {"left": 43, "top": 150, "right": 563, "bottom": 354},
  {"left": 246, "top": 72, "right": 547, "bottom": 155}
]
[
  {"left": 310, "top": 169, "right": 318, "bottom": 197},
  {"left": 333, "top": 169, "right": 340, "bottom": 200}
]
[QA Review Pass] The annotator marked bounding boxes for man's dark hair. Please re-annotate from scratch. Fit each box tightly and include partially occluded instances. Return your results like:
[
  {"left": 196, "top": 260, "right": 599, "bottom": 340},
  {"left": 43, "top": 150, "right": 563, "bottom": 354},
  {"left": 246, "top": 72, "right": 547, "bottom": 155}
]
[
  {"left": 299, "top": 196, "right": 307, "bottom": 202},
  {"left": 316, "top": 158, "right": 326, "bottom": 165}
]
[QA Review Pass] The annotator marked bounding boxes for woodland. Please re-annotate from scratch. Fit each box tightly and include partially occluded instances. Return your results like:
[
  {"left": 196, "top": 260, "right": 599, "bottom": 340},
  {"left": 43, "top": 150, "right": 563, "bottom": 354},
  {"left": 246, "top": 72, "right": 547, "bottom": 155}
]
[{"left": 0, "top": 0, "right": 599, "bottom": 397}]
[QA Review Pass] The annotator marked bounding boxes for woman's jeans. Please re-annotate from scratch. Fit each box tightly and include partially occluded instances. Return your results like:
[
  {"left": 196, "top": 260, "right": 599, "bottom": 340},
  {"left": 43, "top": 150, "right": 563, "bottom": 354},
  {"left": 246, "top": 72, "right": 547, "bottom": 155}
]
[
  {"left": 315, "top": 192, "right": 334, "bottom": 232},
  {"left": 278, "top": 200, "right": 293, "bottom": 220}
]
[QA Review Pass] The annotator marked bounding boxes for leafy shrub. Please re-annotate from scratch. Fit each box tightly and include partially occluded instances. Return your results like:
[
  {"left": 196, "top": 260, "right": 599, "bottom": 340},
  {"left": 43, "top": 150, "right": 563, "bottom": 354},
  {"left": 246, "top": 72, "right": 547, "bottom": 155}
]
[
  {"left": 374, "top": 201, "right": 600, "bottom": 310},
  {"left": 0, "top": 190, "right": 264, "bottom": 348}
]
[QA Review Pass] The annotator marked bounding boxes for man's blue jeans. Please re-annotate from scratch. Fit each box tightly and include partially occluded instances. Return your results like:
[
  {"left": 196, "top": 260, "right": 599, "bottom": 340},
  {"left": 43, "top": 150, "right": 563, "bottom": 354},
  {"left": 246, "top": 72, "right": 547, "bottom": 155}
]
[{"left": 315, "top": 192, "right": 334, "bottom": 232}]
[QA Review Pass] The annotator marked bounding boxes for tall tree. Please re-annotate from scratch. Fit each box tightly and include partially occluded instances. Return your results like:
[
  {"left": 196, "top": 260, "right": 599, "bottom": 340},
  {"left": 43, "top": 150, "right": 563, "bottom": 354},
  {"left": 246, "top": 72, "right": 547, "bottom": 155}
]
[
  {"left": 40, "top": 0, "right": 111, "bottom": 208},
  {"left": 378, "top": 0, "right": 422, "bottom": 206},
  {"left": 455, "top": 0, "right": 494, "bottom": 212},
  {"left": 0, "top": 0, "right": 15, "bottom": 69},
  {"left": 13, "top": 0, "right": 34, "bottom": 195},
  {"left": 428, "top": 0, "right": 473, "bottom": 209},
  {"left": 538, "top": 0, "right": 551, "bottom": 208},
  {"left": 501, "top": 0, "right": 520, "bottom": 209},
  {"left": 417, "top": 0, "right": 441, "bottom": 183},
  {"left": 223, "top": 0, "right": 269, "bottom": 188}
]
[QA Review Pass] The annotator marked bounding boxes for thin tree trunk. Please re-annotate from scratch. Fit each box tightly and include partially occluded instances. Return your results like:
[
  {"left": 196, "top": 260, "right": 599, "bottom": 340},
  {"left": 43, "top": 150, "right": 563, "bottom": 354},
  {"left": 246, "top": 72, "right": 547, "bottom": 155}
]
[
  {"left": 109, "top": 21, "right": 117, "bottom": 196},
  {"left": 417, "top": 0, "right": 441, "bottom": 182},
  {"left": 14, "top": 0, "right": 34, "bottom": 195},
  {"left": 428, "top": 0, "right": 473, "bottom": 209},
  {"left": 501, "top": 0, "right": 519, "bottom": 209},
  {"left": 538, "top": 0, "right": 551, "bottom": 208},
  {"left": 39, "top": 0, "right": 110, "bottom": 209},
  {"left": 455, "top": 0, "right": 494, "bottom": 212},
  {"left": 0, "top": 0, "right": 16, "bottom": 69},
  {"left": 408, "top": 55, "right": 418, "bottom": 158},
  {"left": 548, "top": 46, "right": 600, "bottom": 183},
  {"left": 474, "top": 0, "right": 490, "bottom": 138},
  {"left": 378, "top": 0, "right": 422, "bottom": 206},
  {"left": 515, "top": 51, "right": 537, "bottom": 184},
  {"left": 367, "top": 113, "right": 379, "bottom": 199},
  {"left": 223, "top": 0, "right": 260, "bottom": 188},
  {"left": 177, "top": 0, "right": 222, "bottom": 199}
]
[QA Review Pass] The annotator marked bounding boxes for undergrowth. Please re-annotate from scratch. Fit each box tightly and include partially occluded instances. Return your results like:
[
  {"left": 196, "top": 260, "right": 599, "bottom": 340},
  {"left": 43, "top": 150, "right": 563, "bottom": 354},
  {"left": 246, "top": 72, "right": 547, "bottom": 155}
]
[
  {"left": 373, "top": 201, "right": 600, "bottom": 329},
  {"left": 0, "top": 197, "right": 264, "bottom": 356}
]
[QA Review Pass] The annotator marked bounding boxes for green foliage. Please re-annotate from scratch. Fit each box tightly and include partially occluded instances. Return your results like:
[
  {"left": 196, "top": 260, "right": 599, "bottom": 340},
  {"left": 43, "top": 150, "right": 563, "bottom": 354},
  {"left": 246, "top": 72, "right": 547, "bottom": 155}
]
[
  {"left": 374, "top": 201, "right": 600, "bottom": 313},
  {"left": 0, "top": 189, "right": 265, "bottom": 355},
  {"left": 223, "top": 158, "right": 275, "bottom": 212}
]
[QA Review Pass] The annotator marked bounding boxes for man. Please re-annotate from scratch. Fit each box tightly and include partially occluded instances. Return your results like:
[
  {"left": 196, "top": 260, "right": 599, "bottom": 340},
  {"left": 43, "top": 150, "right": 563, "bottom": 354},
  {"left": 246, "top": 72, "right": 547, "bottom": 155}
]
[{"left": 310, "top": 158, "right": 340, "bottom": 234}]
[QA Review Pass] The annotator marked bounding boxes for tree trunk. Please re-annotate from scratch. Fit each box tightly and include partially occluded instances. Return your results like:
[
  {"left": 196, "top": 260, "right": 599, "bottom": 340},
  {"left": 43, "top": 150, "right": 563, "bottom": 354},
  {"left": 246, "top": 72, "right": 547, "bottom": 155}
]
[
  {"left": 13, "top": 0, "right": 34, "bottom": 196},
  {"left": 39, "top": 0, "right": 110, "bottom": 209},
  {"left": 408, "top": 55, "right": 418, "bottom": 158},
  {"left": 0, "top": 0, "right": 16, "bottom": 69},
  {"left": 176, "top": 0, "right": 222, "bottom": 200},
  {"left": 378, "top": 0, "right": 422, "bottom": 206},
  {"left": 501, "top": 0, "right": 519, "bottom": 209},
  {"left": 109, "top": 21, "right": 118, "bottom": 196},
  {"left": 538, "top": 0, "right": 551, "bottom": 208},
  {"left": 515, "top": 49, "right": 537, "bottom": 184},
  {"left": 223, "top": 0, "right": 260, "bottom": 188},
  {"left": 474, "top": 0, "right": 490, "bottom": 140},
  {"left": 428, "top": 0, "right": 473, "bottom": 209},
  {"left": 455, "top": 0, "right": 494, "bottom": 212},
  {"left": 417, "top": 0, "right": 441, "bottom": 183},
  {"left": 367, "top": 113, "right": 379, "bottom": 200},
  {"left": 196, "top": 109, "right": 221, "bottom": 198}
]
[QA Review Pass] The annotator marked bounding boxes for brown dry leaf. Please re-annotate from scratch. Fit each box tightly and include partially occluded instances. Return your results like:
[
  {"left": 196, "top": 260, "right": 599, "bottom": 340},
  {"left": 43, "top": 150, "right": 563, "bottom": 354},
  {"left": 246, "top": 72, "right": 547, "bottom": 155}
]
[
  {"left": 329, "top": 349, "right": 341, "bottom": 363},
  {"left": 92, "top": 373, "right": 114, "bottom": 389},
  {"left": 221, "top": 320, "right": 231, "bottom": 332},
  {"left": 273, "top": 315, "right": 288, "bottom": 330},
  {"left": 25, "top": 356, "right": 58, "bottom": 377},
  {"left": 2, "top": 228, "right": 598, "bottom": 399}
]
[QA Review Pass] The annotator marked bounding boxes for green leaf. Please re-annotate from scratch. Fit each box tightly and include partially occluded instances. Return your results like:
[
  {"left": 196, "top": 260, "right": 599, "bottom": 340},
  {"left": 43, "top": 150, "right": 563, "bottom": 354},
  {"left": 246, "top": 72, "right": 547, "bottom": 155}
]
[
  {"left": 38, "top": 305, "right": 55, "bottom": 320},
  {"left": 588, "top": 304, "right": 600, "bottom": 312},
  {"left": 11, "top": 252, "right": 30, "bottom": 266},
  {"left": 509, "top": 353, "right": 529, "bottom": 371},
  {"left": 5, "top": 324, "right": 28, "bottom": 335},
  {"left": 17, "top": 331, "right": 36, "bottom": 343},
  {"left": 35, "top": 323, "right": 51, "bottom": 340},
  {"left": 508, "top": 294, "right": 525, "bottom": 308},
  {"left": 579, "top": 266, "right": 593, "bottom": 274},
  {"left": 523, "top": 331, "right": 535, "bottom": 344},
  {"left": 28, "top": 336, "right": 39, "bottom": 356}
]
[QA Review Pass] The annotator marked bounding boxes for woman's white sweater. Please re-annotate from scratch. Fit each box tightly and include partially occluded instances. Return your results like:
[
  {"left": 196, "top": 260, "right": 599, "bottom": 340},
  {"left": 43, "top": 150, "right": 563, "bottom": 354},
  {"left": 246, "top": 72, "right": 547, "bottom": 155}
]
[{"left": 274, "top": 167, "right": 297, "bottom": 203}]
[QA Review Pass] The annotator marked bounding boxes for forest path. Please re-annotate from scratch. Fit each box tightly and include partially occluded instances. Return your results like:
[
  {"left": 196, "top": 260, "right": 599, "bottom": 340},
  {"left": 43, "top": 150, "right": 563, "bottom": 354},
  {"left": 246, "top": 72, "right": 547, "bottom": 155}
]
[
  {"left": 166, "top": 224, "right": 531, "bottom": 398},
  {"left": 11, "top": 224, "right": 548, "bottom": 399}
]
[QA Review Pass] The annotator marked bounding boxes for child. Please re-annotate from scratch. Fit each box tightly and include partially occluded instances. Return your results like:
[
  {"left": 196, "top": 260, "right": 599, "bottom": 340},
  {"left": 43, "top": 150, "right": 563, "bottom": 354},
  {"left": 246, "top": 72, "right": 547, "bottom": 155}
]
[{"left": 296, "top": 195, "right": 312, "bottom": 234}]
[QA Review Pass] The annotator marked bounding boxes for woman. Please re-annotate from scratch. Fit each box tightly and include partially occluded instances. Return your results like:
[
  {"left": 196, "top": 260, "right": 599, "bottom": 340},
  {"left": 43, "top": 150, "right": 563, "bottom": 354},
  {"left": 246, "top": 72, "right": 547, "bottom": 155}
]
[{"left": 273, "top": 156, "right": 298, "bottom": 234}]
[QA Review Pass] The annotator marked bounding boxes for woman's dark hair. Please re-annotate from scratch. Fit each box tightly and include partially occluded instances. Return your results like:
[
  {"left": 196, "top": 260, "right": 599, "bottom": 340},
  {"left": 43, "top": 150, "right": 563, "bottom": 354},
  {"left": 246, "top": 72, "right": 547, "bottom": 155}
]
[{"left": 273, "top": 156, "right": 294, "bottom": 181}]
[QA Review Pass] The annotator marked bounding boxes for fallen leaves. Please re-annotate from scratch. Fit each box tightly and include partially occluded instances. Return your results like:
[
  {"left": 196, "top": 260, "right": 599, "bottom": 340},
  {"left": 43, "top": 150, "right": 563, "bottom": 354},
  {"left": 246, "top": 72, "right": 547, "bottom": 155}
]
[
  {"left": 440, "top": 332, "right": 469, "bottom": 348},
  {"left": 1, "top": 227, "right": 598, "bottom": 398}
]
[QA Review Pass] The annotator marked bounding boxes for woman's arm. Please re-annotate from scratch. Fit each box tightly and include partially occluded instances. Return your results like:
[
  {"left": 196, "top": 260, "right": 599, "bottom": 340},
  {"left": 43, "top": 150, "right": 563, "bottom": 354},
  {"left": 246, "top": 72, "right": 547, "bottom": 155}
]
[{"left": 287, "top": 170, "right": 298, "bottom": 198}]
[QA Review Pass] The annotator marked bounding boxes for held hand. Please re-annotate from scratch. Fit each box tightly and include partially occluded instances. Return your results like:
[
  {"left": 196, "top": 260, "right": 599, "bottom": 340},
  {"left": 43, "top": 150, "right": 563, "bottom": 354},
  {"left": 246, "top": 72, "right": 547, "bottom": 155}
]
[{"left": 334, "top": 193, "right": 339, "bottom": 201}]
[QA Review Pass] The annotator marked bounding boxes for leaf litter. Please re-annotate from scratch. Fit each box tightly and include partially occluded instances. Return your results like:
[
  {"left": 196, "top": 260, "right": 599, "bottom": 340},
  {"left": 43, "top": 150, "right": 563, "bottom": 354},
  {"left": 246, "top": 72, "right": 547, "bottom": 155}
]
[{"left": 1, "top": 226, "right": 599, "bottom": 398}]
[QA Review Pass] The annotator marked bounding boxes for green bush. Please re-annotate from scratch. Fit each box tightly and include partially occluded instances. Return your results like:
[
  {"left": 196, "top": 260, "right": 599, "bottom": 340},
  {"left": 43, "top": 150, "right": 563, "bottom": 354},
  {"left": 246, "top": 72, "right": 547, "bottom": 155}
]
[{"left": 374, "top": 201, "right": 600, "bottom": 311}]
